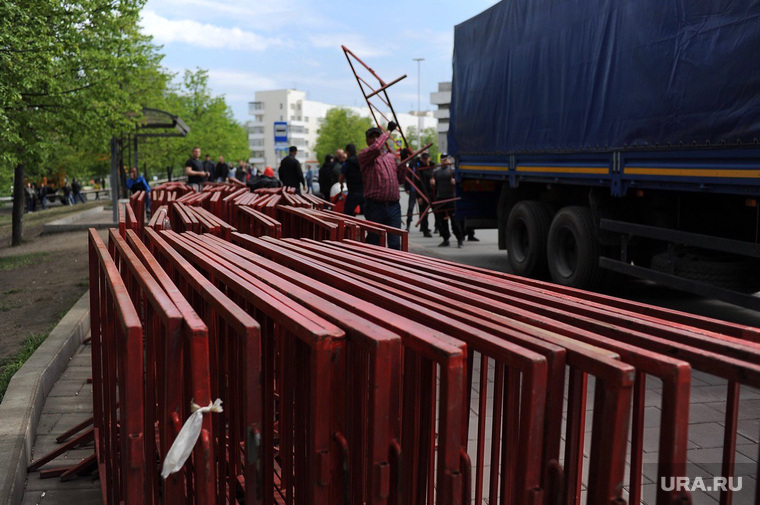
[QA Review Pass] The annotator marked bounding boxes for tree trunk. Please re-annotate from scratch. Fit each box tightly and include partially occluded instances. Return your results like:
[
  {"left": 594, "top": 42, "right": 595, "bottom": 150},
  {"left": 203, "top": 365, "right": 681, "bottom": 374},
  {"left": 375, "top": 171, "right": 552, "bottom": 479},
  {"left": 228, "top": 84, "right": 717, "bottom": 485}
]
[{"left": 11, "top": 163, "right": 25, "bottom": 246}]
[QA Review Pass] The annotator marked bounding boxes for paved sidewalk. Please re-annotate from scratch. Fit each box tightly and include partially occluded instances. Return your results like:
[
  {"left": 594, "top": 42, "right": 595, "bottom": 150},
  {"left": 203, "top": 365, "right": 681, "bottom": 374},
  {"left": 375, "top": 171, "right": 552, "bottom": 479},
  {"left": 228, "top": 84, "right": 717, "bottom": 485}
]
[{"left": 21, "top": 343, "right": 100, "bottom": 505}]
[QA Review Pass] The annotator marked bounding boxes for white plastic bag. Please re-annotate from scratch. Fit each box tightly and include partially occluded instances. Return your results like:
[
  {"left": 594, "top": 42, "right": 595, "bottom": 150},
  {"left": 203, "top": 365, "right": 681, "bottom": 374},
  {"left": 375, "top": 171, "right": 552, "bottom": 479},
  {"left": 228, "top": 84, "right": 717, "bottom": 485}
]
[{"left": 161, "top": 399, "right": 223, "bottom": 479}]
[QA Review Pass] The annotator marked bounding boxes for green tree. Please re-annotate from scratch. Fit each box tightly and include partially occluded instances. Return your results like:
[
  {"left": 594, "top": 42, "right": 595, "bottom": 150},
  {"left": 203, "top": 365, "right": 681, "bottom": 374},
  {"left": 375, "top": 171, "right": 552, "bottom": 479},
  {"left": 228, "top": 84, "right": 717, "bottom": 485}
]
[
  {"left": 405, "top": 126, "right": 439, "bottom": 160},
  {"left": 139, "top": 69, "right": 249, "bottom": 177},
  {"left": 314, "top": 108, "right": 373, "bottom": 163},
  {"left": 1, "top": 0, "right": 163, "bottom": 244}
]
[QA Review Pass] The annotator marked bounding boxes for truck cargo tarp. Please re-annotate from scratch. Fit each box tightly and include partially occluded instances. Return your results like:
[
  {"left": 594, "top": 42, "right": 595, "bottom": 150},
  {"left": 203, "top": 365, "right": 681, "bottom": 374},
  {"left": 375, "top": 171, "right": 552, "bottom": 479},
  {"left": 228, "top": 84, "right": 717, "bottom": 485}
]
[{"left": 449, "top": 0, "right": 760, "bottom": 156}]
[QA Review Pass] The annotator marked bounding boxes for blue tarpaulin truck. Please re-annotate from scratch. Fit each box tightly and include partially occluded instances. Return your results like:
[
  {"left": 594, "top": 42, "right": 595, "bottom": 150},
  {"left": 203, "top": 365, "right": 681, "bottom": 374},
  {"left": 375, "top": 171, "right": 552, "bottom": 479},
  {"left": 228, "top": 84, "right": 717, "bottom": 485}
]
[{"left": 450, "top": 0, "right": 760, "bottom": 309}]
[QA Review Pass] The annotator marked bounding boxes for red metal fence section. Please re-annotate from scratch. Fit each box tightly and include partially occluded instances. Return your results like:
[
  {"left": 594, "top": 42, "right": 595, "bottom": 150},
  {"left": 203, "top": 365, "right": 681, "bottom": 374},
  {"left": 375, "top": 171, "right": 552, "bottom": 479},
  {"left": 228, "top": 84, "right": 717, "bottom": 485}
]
[
  {"left": 88, "top": 230, "right": 147, "bottom": 505},
  {"left": 79, "top": 180, "right": 760, "bottom": 505}
]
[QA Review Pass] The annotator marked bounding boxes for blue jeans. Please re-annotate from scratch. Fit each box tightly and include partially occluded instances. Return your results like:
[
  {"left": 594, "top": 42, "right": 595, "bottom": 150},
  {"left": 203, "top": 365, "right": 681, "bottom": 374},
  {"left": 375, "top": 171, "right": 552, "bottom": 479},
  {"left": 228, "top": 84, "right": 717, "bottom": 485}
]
[{"left": 364, "top": 198, "right": 402, "bottom": 250}]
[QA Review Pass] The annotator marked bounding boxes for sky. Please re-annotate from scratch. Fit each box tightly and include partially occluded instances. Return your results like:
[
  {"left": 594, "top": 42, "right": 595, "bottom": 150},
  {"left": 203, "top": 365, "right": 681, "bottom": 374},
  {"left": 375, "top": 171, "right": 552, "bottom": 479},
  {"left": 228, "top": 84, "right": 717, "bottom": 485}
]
[{"left": 139, "top": 0, "right": 500, "bottom": 123}]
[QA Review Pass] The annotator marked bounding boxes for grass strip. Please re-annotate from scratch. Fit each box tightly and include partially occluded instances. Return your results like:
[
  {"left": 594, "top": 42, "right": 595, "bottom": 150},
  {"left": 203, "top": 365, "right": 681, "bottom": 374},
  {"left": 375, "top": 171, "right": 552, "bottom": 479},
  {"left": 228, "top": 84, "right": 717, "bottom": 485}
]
[
  {"left": 0, "top": 251, "right": 50, "bottom": 270},
  {"left": 0, "top": 333, "right": 47, "bottom": 403}
]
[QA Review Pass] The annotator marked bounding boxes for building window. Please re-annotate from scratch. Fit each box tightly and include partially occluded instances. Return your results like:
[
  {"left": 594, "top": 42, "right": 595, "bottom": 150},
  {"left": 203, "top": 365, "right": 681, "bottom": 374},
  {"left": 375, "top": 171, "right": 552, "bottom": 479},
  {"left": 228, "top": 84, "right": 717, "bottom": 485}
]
[
  {"left": 255, "top": 115, "right": 264, "bottom": 122},
  {"left": 280, "top": 103, "right": 283, "bottom": 109}
]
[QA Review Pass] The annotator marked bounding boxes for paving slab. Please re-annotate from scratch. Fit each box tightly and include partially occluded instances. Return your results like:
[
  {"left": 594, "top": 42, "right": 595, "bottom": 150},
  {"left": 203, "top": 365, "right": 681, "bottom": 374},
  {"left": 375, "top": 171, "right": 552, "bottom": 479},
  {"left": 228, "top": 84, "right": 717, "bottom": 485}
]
[{"left": 0, "top": 292, "right": 89, "bottom": 505}]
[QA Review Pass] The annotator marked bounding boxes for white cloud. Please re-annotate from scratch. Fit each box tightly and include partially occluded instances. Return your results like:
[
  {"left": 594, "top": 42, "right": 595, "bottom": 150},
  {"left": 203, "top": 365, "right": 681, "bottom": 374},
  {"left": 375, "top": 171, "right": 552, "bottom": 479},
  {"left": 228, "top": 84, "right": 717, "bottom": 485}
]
[
  {"left": 207, "top": 69, "right": 279, "bottom": 92},
  {"left": 150, "top": 0, "right": 329, "bottom": 31},
  {"left": 309, "top": 33, "right": 389, "bottom": 59},
  {"left": 140, "top": 10, "right": 283, "bottom": 51}
]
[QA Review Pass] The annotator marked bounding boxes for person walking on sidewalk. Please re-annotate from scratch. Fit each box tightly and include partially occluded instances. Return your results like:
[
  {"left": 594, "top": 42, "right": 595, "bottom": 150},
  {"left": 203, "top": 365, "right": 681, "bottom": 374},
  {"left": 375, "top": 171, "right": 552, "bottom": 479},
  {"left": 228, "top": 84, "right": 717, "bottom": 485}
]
[{"left": 72, "top": 179, "right": 86, "bottom": 204}]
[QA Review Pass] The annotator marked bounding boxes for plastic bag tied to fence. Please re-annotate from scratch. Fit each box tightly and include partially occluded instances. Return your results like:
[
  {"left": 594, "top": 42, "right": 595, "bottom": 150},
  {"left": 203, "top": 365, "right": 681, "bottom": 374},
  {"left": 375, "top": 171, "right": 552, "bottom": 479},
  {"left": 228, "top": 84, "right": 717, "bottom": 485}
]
[{"left": 161, "top": 399, "right": 223, "bottom": 479}]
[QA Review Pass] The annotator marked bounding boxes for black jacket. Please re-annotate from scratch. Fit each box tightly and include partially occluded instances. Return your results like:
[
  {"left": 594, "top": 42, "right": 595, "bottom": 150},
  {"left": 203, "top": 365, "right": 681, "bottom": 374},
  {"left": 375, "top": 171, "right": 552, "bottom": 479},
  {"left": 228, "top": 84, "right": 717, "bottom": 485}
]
[{"left": 278, "top": 155, "right": 304, "bottom": 194}]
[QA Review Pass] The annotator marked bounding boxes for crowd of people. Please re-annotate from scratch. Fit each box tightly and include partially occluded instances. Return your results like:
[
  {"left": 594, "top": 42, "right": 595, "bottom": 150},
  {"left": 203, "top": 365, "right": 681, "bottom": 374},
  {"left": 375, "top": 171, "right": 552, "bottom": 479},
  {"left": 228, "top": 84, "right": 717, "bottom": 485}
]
[
  {"left": 23, "top": 177, "right": 92, "bottom": 212},
  {"left": 267, "top": 121, "right": 476, "bottom": 250},
  {"left": 183, "top": 147, "right": 261, "bottom": 191},
  {"left": 19, "top": 140, "right": 477, "bottom": 251}
]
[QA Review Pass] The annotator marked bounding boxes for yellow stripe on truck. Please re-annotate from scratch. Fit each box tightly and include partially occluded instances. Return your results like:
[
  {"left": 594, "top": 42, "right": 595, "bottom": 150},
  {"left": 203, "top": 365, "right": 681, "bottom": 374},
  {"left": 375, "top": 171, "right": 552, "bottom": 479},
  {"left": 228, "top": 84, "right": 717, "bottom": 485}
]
[
  {"left": 516, "top": 166, "right": 608, "bottom": 174},
  {"left": 459, "top": 165, "right": 608, "bottom": 174},
  {"left": 458, "top": 165, "right": 508, "bottom": 172},
  {"left": 624, "top": 167, "right": 760, "bottom": 178}
]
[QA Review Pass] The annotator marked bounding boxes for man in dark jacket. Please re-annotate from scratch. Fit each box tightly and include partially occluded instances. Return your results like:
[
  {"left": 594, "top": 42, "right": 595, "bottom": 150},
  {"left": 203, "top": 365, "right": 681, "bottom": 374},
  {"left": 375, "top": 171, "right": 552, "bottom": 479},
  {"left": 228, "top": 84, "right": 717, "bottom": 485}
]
[
  {"left": 71, "top": 179, "right": 86, "bottom": 204},
  {"left": 409, "top": 153, "right": 434, "bottom": 237},
  {"left": 214, "top": 155, "right": 229, "bottom": 182},
  {"left": 278, "top": 146, "right": 305, "bottom": 194},
  {"left": 203, "top": 154, "right": 215, "bottom": 181},
  {"left": 339, "top": 144, "right": 363, "bottom": 216},
  {"left": 318, "top": 154, "right": 335, "bottom": 200},
  {"left": 430, "top": 156, "right": 464, "bottom": 248}
]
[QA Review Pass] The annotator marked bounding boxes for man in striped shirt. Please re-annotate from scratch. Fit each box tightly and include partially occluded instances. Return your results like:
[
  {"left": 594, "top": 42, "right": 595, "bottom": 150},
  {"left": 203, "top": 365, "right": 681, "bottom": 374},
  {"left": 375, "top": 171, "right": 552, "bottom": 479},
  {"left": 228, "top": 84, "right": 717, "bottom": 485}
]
[{"left": 358, "top": 122, "right": 406, "bottom": 250}]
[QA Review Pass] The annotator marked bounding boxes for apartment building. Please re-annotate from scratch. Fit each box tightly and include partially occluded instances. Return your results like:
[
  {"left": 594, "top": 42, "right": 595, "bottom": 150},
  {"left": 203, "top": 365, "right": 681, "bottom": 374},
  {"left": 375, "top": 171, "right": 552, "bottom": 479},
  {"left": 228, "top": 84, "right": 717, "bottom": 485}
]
[
  {"left": 249, "top": 89, "right": 437, "bottom": 170},
  {"left": 430, "top": 81, "right": 451, "bottom": 156},
  {"left": 248, "top": 89, "right": 330, "bottom": 170}
]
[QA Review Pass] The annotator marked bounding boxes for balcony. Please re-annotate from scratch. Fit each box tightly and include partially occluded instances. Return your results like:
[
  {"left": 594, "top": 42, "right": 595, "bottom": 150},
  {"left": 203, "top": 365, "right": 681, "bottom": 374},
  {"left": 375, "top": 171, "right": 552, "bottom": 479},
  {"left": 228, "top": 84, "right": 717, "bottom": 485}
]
[{"left": 430, "top": 91, "right": 451, "bottom": 105}]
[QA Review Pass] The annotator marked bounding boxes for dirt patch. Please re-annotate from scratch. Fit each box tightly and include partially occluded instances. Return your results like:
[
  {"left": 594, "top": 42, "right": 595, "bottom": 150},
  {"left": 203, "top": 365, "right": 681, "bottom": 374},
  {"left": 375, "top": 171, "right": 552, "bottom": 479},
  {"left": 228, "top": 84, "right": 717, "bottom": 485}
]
[{"left": 0, "top": 208, "right": 108, "bottom": 364}]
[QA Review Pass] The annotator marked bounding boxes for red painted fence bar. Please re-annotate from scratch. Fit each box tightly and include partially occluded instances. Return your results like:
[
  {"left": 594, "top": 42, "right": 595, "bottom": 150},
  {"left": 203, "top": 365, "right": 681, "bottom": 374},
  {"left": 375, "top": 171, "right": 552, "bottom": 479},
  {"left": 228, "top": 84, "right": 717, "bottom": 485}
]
[
  {"left": 324, "top": 240, "right": 760, "bottom": 505},
  {"left": 108, "top": 228, "right": 187, "bottom": 505},
  {"left": 151, "top": 229, "right": 351, "bottom": 505},
  {"left": 88, "top": 230, "right": 147, "bottom": 505},
  {"left": 236, "top": 235, "right": 644, "bottom": 505},
  {"left": 144, "top": 228, "right": 262, "bottom": 505},
  {"left": 211, "top": 232, "right": 473, "bottom": 505},
  {"left": 236, "top": 206, "right": 282, "bottom": 239},
  {"left": 124, "top": 229, "right": 216, "bottom": 505},
  {"left": 160, "top": 231, "right": 404, "bottom": 505}
]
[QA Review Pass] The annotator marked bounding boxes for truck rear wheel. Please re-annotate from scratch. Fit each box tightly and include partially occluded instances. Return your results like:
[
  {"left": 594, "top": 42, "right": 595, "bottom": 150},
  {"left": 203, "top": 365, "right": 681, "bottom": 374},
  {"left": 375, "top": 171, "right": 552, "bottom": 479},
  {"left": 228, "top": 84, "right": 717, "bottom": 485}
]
[
  {"left": 548, "top": 206, "right": 601, "bottom": 288},
  {"left": 506, "top": 201, "right": 552, "bottom": 277}
]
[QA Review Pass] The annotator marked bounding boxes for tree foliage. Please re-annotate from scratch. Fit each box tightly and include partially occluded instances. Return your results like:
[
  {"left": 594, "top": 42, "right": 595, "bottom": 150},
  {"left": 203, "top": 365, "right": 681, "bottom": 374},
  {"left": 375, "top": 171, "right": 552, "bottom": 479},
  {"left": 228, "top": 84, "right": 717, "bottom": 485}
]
[
  {"left": 0, "top": 2, "right": 248, "bottom": 197},
  {"left": 314, "top": 108, "right": 373, "bottom": 163},
  {"left": 138, "top": 69, "right": 249, "bottom": 175},
  {"left": 405, "top": 126, "right": 439, "bottom": 160},
  {"left": 0, "top": 0, "right": 163, "bottom": 189}
]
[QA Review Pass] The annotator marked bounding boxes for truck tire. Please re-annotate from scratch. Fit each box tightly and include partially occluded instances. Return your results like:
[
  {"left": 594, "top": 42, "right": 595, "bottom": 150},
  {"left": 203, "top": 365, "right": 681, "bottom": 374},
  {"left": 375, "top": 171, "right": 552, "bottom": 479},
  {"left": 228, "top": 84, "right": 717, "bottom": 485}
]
[
  {"left": 547, "top": 206, "right": 601, "bottom": 289},
  {"left": 506, "top": 201, "right": 552, "bottom": 277},
  {"left": 651, "top": 250, "right": 760, "bottom": 293}
]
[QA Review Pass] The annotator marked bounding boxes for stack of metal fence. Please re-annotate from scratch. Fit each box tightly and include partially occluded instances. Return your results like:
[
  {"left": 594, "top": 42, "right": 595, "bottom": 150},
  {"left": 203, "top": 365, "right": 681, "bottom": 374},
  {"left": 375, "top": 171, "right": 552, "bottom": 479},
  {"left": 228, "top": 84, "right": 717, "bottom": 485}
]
[{"left": 84, "top": 185, "right": 760, "bottom": 505}]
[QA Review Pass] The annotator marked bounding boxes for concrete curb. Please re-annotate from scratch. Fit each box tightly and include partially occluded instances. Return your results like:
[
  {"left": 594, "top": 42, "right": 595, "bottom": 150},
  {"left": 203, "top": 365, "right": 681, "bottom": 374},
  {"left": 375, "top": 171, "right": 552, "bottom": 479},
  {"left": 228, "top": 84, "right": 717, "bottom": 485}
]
[
  {"left": 42, "top": 206, "right": 115, "bottom": 234},
  {"left": 0, "top": 291, "right": 91, "bottom": 505}
]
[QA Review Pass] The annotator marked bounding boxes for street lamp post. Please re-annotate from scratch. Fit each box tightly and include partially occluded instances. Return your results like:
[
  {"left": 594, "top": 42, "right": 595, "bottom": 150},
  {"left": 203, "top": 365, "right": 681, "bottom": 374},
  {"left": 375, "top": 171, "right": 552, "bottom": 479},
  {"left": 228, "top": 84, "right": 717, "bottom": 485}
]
[{"left": 413, "top": 57, "right": 424, "bottom": 150}]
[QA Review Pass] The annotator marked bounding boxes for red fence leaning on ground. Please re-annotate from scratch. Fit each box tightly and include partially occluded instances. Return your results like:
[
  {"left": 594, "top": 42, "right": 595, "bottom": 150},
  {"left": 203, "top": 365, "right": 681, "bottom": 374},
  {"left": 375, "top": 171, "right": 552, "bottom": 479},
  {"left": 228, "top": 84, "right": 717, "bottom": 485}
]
[{"left": 70, "top": 181, "right": 760, "bottom": 505}]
